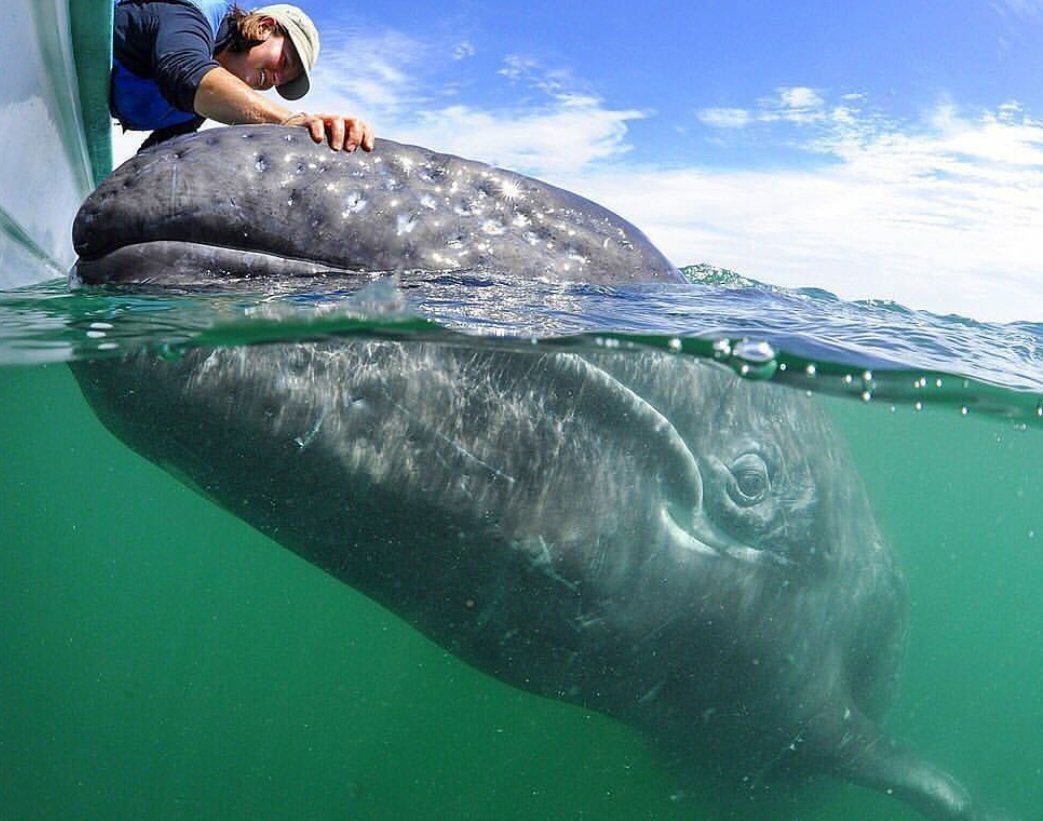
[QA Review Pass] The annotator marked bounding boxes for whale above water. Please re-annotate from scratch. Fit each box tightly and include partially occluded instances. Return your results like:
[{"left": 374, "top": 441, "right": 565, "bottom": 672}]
[
  {"left": 72, "top": 125, "right": 681, "bottom": 287},
  {"left": 69, "top": 126, "right": 1002, "bottom": 819}
]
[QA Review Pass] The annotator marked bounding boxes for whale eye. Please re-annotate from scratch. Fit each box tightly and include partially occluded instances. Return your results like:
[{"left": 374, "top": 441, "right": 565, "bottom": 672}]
[{"left": 727, "top": 453, "right": 770, "bottom": 506}]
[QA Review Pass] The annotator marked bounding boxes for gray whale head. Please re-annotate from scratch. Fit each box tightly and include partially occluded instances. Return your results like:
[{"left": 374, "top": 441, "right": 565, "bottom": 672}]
[
  {"left": 70, "top": 339, "right": 998, "bottom": 820},
  {"left": 71, "top": 125, "right": 682, "bottom": 287}
]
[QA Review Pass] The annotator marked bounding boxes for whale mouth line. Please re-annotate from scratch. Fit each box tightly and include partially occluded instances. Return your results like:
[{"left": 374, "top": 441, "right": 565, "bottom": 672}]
[
  {"left": 77, "top": 240, "right": 354, "bottom": 271},
  {"left": 660, "top": 505, "right": 719, "bottom": 557},
  {"left": 660, "top": 506, "right": 791, "bottom": 568},
  {"left": 72, "top": 240, "right": 367, "bottom": 285}
]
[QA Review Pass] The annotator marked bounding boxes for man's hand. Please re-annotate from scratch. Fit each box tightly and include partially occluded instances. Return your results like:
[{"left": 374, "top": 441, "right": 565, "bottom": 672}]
[{"left": 282, "top": 112, "right": 374, "bottom": 152}]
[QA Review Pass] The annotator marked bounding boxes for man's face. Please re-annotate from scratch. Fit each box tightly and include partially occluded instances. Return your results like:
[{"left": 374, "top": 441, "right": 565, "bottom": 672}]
[{"left": 222, "top": 29, "right": 301, "bottom": 92}]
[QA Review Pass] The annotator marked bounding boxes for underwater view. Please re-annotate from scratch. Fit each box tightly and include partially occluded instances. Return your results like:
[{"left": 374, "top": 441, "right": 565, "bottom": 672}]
[{"left": 1, "top": 267, "right": 1041, "bottom": 820}]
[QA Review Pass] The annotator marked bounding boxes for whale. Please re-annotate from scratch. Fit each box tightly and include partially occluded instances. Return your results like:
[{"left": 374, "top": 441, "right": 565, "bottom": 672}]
[
  {"left": 68, "top": 127, "right": 1001, "bottom": 818},
  {"left": 70, "top": 339, "right": 996, "bottom": 820},
  {"left": 71, "top": 125, "right": 682, "bottom": 287}
]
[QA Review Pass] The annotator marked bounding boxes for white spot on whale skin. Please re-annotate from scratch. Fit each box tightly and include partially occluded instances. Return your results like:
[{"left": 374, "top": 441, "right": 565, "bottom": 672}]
[
  {"left": 419, "top": 194, "right": 438, "bottom": 210},
  {"left": 342, "top": 192, "right": 367, "bottom": 217},
  {"left": 482, "top": 219, "right": 506, "bottom": 236},
  {"left": 397, "top": 213, "right": 420, "bottom": 235}
]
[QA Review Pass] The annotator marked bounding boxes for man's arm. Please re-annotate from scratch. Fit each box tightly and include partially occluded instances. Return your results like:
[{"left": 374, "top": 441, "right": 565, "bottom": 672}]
[
  {"left": 194, "top": 67, "right": 373, "bottom": 152},
  {"left": 193, "top": 66, "right": 290, "bottom": 125}
]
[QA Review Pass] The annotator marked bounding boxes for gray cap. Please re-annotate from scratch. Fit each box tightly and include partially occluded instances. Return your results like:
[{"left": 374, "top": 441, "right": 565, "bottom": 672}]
[{"left": 253, "top": 4, "right": 319, "bottom": 100}]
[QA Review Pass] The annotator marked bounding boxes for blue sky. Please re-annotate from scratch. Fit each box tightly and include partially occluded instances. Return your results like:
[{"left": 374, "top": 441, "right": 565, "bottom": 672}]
[{"left": 113, "top": 0, "right": 1043, "bottom": 321}]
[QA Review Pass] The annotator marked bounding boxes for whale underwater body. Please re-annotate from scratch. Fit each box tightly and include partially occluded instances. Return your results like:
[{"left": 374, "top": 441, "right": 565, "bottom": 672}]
[{"left": 70, "top": 126, "right": 998, "bottom": 819}]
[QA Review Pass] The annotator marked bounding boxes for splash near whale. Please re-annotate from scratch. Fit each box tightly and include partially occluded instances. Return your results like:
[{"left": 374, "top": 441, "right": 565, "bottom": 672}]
[{"left": 69, "top": 126, "right": 1001, "bottom": 819}]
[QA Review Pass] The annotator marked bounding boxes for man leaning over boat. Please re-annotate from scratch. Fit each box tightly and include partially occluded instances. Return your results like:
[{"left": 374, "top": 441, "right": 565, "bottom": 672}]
[{"left": 111, "top": 0, "right": 374, "bottom": 153}]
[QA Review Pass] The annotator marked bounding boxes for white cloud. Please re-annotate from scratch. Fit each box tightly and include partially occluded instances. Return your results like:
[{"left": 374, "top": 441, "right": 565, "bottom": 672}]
[
  {"left": 696, "top": 107, "right": 752, "bottom": 128},
  {"left": 700, "top": 86, "right": 832, "bottom": 129},
  {"left": 992, "top": 0, "right": 1043, "bottom": 19},
  {"left": 559, "top": 99, "right": 1043, "bottom": 322},
  {"left": 309, "top": 41, "right": 646, "bottom": 174},
  {"left": 452, "top": 41, "right": 475, "bottom": 61},
  {"left": 778, "top": 86, "right": 824, "bottom": 111},
  {"left": 307, "top": 29, "right": 429, "bottom": 115},
  {"left": 396, "top": 98, "right": 644, "bottom": 174}
]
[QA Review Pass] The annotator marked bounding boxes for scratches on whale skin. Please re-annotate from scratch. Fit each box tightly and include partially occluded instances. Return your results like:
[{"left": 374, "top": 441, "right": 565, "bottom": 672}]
[
  {"left": 638, "top": 677, "right": 668, "bottom": 704},
  {"left": 386, "top": 397, "right": 516, "bottom": 483},
  {"left": 517, "top": 535, "right": 580, "bottom": 592},
  {"left": 168, "top": 164, "right": 179, "bottom": 218},
  {"left": 295, "top": 405, "right": 328, "bottom": 450}
]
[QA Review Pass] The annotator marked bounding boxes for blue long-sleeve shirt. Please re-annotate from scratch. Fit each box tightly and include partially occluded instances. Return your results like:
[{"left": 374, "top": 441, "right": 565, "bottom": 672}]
[{"left": 112, "top": 0, "right": 232, "bottom": 132}]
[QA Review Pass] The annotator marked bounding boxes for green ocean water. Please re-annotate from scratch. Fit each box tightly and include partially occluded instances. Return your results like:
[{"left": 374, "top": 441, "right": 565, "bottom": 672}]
[
  {"left": 1, "top": 315, "right": 1040, "bottom": 819},
  {"left": 6, "top": 0, "right": 1039, "bottom": 815}
]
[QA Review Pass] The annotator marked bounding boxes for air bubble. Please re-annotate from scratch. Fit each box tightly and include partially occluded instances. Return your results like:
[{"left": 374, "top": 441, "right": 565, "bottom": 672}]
[
  {"left": 731, "top": 339, "right": 777, "bottom": 381},
  {"left": 732, "top": 339, "right": 775, "bottom": 363}
]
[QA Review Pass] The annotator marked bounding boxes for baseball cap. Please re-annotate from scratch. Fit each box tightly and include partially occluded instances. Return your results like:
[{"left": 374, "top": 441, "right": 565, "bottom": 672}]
[{"left": 253, "top": 4, "right": 319, "bottom": 100}]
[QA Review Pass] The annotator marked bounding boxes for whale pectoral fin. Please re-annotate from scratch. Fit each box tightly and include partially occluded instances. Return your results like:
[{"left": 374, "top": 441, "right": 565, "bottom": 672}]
[
  {"left": 821, "top": 707, "right": 1010, "bottom": 821},
  {"left": 843, "top": 737, "right": 976, "bottom": 819}
]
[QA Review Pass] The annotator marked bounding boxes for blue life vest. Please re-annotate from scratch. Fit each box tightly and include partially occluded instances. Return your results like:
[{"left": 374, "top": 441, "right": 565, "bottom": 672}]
[{"left": 111, "top": 0, "right": 230, "bottom": 131}]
